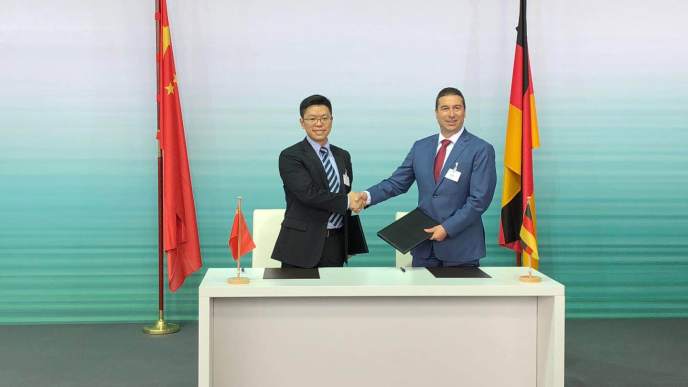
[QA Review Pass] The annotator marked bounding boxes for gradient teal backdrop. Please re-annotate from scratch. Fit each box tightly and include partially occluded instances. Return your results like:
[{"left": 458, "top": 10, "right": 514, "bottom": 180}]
[{"left": 1, "top": 0, "right": 687, "bottom": 322}]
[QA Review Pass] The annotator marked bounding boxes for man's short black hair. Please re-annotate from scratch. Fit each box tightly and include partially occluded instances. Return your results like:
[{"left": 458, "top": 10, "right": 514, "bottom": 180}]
[
  {"left": 435, "top": 87, "right": 465, "bottom": 110},
  {"left": 299, "top": 94, "right": 332, "bottom": 117}
]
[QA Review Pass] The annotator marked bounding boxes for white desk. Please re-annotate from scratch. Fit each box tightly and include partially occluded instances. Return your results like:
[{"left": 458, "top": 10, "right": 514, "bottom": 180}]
[{"left": 199, "top": 267, "right": 565, "bottom": 387}]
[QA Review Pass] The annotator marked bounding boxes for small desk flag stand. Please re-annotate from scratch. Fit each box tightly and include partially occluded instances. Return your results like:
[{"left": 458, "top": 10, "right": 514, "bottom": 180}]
[{"left": 518, "top": 252, "right": 541, "bottom": 283}]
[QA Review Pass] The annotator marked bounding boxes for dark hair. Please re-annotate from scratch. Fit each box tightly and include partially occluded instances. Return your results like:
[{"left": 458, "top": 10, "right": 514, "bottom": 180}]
[
  {"left": 435, "top": 87, "right": 465, "bottom": 110},
  {"left": 299, "top": 94, "right": 332, "bottom": 117}
]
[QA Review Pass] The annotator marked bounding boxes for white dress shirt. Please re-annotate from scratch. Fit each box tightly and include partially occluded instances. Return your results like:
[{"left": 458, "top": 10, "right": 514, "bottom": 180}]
[{"left": 436, "top": 127, "right": 464, "bottom": 171}]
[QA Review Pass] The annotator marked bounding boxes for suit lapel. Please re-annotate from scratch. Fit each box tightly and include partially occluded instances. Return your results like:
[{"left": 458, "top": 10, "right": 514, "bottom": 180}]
[
  {"left": 301, "top": 139, "right": 328, "bottom": 188},
  {"left": 420, "top": 134, "right": 439, "bottom": 189}
]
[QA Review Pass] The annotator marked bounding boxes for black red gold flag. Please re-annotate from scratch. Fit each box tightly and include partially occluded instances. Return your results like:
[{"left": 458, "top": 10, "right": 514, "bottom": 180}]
[{"left": 498, "top": 0, "right": 541, "bottom": 269}]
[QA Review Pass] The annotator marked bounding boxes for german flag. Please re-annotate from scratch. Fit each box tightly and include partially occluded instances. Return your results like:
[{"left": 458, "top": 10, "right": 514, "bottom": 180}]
[
  {"left": 499, "top": 0, "right": 541, "bottom": 269},
  {"left": 519, "top": 197, "right": 539, "bottom": 262}
]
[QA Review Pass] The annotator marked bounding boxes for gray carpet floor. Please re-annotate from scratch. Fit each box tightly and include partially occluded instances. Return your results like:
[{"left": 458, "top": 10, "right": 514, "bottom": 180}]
[
  {"left": 565, "top": 319, "right": 688, "bottom": 387},
  {"left": 0, "top": 319, "right": 687, "bottom": 387},
  {"left": 0, "top": 323, "right": 197, "bottom": 387}
]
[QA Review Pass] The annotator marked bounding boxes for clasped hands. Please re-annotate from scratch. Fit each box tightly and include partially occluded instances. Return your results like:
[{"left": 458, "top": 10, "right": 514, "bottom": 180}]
[
  {"left": 347, "top": 191, "right": 447, "bottom": 240},
  {"left": 347, "top": 191, "right": 368, "bottom": 214},
  {"left": 347, "top": 191, "right": 447, "bottom": 241}
]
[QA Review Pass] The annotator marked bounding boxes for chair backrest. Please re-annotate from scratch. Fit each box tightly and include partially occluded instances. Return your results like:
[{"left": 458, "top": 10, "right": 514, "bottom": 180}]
[
  {"left": 251, "top": 209, "right": 286, "bottom": 268},
  {"left": 395, "top": 211, "right": 413, "bottom": 268}
]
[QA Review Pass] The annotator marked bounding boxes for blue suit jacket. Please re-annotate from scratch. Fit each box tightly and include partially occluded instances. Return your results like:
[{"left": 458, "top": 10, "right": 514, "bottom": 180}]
[{"left": 367, "top": 130, "right": 497, "bottom": 264}]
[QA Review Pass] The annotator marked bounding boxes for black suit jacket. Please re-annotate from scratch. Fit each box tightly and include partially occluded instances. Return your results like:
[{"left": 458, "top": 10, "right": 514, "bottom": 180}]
[{"left": 271, "top": 138, "right": 355, "bottom": 267}]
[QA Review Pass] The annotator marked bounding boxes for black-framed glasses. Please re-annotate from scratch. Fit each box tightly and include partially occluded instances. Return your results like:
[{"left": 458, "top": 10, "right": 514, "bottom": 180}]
[{"left": 303, "top": 116, "right": 332, "bottom": 124}]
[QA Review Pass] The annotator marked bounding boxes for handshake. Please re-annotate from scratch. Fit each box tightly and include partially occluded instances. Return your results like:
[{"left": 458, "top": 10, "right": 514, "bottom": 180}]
[{"left": 347, "top": 191, "right": 368, "bottom": 214}]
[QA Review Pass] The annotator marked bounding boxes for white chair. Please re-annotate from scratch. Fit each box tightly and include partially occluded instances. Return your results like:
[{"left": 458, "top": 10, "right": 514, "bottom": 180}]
[
  {"left": 395, "top": 211, "right": 413, "bottom": 268},
  {"left": 251, "top": 209, "right": 285, "bottom": 268}
]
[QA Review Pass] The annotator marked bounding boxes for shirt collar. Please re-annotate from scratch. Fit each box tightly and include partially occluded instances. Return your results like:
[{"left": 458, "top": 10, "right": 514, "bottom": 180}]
[
  {"left": 305, "top": 136, "right": 331, "bottom": 155},
  {"left": 439, "top": 127, "right": 464, "bottom": 145}
]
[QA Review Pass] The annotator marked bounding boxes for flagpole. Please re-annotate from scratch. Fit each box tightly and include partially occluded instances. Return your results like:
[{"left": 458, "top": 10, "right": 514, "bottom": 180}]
[
  {"left": 144, "top": 0, "right": 180, "bottom": 334},
  {"left": 228, "top": 197, "right": 250, "bottom": 285}
]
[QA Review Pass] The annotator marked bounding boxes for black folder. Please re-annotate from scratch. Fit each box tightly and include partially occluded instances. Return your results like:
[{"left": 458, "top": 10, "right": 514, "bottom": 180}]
[
  {"left": 376, "top": 208, "right": 439, "bottom": 254},
  {"left": 263, "top": 268, "right": 320, "bottom": 279},
  {"left": 347, "top": 214, "right": 369, "bottom": 255},
  {"left": 427, "top": 267, "right": 491, "bottom": 278}
]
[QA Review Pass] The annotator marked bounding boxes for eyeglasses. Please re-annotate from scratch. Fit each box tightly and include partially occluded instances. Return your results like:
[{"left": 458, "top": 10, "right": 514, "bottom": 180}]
[{"left": 303, "top": 116, "right": 332, "bottom": 124}]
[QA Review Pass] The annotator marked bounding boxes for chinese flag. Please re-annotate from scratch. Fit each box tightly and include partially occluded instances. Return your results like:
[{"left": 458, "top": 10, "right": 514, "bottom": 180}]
[
  {"left": 498, "top": 0, "right": 541, "bottom": 269},
  {"left": 157, "top": 0, "right": 202, "bottom": 291},
  {"left": 229, "top": 208, "right": 256, "bottom": 261}
]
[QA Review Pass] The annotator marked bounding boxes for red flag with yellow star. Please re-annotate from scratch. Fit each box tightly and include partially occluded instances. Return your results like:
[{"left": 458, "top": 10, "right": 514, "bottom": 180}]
[
  {"left": 157, "top": 0, "right": 202, "bottom": 291},
  {"left": 498, "top": 0, "right": 541, "bottom": 269}
]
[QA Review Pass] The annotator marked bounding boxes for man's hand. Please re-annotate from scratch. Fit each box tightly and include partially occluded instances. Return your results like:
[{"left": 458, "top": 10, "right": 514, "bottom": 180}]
[
  {"left": 348, "top": 191, "right": 366, "bottom": 213},
  {"left": 359, "top": 191, "right": 368, "bottom": 205},
  {"left": 424, "top": 225, "right": 448, "bottom": 241}
]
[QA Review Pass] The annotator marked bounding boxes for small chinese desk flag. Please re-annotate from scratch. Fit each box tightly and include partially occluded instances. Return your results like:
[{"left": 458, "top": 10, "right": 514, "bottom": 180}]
[
  {"left": 227, "top": 199, "right": 256, "bottom": 285},
  {"left": 229, "top": 205, "right": 256, "bottom": 260}
]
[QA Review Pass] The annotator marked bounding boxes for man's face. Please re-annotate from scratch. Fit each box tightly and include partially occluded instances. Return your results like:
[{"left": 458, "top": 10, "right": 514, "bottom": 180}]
[
  {"left": 300, "top": 105, "right": 333, "bottom": 145},
  {"left": 435, "top": 95, "right": 466, "bottom": 134}
]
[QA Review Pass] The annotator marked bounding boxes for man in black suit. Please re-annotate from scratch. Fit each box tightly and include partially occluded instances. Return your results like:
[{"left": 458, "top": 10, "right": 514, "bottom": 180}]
[{"left": 271, "top": 95, "right": 365, "bottom": 268}]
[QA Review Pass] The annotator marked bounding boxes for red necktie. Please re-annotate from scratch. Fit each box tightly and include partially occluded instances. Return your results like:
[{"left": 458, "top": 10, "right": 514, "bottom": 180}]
[{"left": 434, "top": 139, "right": 452, "bottom": 182}]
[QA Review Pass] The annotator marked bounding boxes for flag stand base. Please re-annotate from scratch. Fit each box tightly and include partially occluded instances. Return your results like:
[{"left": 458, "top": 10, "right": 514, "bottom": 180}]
[
  {"left": 143, "top": 312, "right": 180, "bottom": 335},
  {"left": 519, "top": 274, "right": 542, "bottom": 283},
  {"left": 228, "top": 276, "right": 250, "bottom": 285}
]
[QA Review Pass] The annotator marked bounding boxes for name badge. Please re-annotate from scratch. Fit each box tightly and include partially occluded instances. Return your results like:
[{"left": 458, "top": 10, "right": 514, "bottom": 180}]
[
  {"left": 444, "top": 162, "right": 461, "bottom": 182},
  {"left": 342, "top": 171, "right": 351, "bottom": 187}
]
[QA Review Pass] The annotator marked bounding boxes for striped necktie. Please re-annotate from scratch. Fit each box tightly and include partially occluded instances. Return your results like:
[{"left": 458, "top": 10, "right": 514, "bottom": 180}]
[{"left": 319, "top": 147, "right": 343, "bottom": 228}]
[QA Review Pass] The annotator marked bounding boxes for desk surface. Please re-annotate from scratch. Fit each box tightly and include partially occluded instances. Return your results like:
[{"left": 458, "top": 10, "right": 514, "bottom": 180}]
[{"left": 199, "top": 266, "right": 565, "bottom": 298}]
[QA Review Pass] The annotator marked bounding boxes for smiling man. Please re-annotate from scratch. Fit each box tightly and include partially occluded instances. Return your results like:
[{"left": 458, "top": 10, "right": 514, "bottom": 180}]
[
  {"left": 360, "top": 87, "right": 497, "bottom": 267},
  {"left": 271, "top": 94, "right": 365, "bottom": 268}
]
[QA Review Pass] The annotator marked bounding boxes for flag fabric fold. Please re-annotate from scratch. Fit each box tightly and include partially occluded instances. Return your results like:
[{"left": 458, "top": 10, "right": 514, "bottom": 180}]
[
  {"left": 499, "top": 0, "right": 541, "bottom": 269},
  {"left": 157, "top": 0, "right": 202, "bottom": 291},
  {"left": 229, "top": 208, "right": 256, "bottom": 261}
]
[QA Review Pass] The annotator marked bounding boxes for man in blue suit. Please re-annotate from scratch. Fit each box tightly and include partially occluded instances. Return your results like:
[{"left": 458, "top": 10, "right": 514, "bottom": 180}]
[{"left": 360, "top": 87, "right": 497, "bottom": 267}]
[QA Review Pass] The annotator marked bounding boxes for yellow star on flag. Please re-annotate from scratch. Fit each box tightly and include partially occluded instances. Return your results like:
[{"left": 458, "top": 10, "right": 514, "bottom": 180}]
[{"left": 165, "top": 82, "right": 175, "bottom": 95}]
